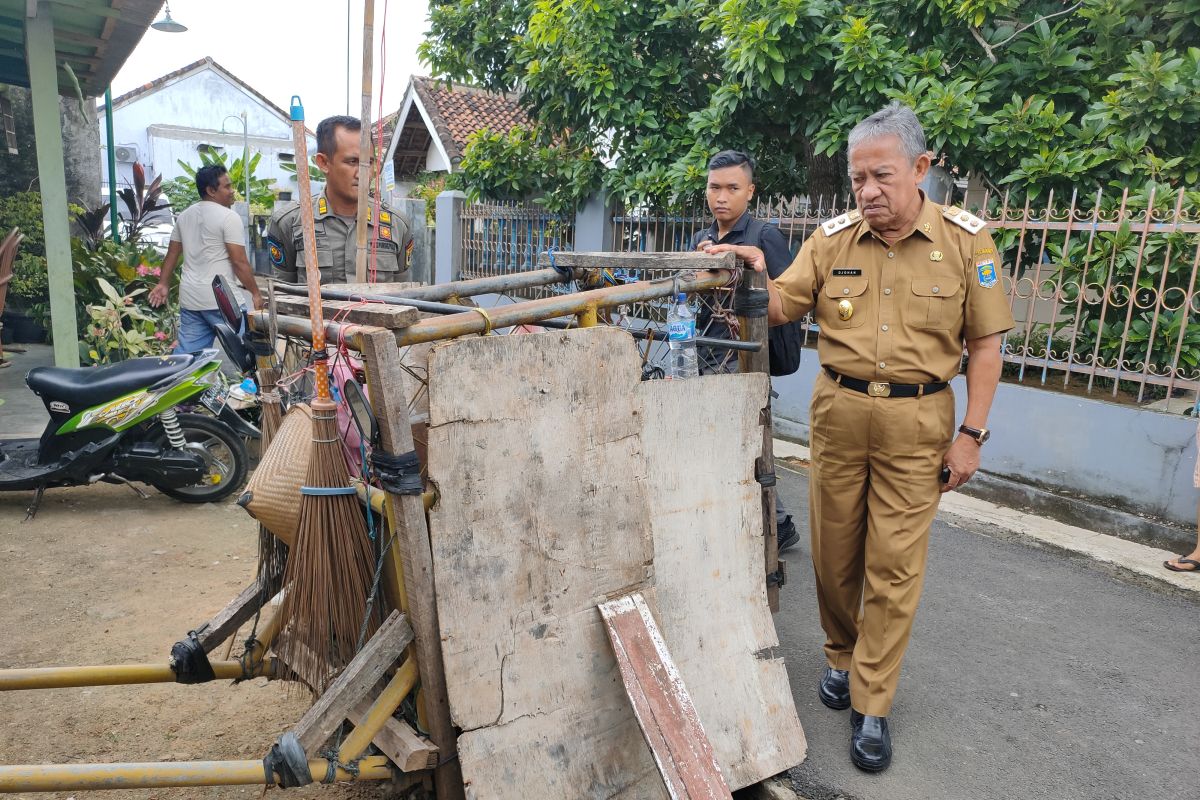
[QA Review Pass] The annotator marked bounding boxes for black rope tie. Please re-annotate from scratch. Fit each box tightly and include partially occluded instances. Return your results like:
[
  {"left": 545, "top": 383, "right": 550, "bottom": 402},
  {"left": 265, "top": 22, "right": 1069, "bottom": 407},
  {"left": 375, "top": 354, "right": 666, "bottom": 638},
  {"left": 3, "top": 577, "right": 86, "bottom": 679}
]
[
  {"left": 733, "top": 283, "right": 769, "bottom": 318},
  {"left": 370, "top": 449, "right": 422, "bottom": 495}
]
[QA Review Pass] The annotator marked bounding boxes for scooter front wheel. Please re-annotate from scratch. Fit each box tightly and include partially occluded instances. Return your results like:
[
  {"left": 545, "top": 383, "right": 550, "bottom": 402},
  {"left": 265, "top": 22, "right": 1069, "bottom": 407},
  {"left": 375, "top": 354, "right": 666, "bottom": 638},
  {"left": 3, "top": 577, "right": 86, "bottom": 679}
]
[{"left": 148, "top": 413, "right": 249, "bottom": 503}]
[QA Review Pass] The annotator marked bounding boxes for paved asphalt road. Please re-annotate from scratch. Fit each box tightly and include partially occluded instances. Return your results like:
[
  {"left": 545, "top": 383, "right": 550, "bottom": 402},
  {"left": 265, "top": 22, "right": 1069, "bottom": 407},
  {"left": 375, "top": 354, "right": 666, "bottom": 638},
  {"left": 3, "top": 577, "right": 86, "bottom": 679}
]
[{"left": 771, "top": 465, "right": 1200, "bottom": 800}]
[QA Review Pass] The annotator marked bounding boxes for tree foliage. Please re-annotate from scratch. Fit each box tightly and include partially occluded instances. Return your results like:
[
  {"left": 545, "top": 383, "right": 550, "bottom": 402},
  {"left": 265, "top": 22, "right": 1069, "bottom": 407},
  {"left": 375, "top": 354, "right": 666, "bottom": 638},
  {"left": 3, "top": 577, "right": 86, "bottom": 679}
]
[{"left": 421, "top": 0, "right": 1200, "bottom": 207}]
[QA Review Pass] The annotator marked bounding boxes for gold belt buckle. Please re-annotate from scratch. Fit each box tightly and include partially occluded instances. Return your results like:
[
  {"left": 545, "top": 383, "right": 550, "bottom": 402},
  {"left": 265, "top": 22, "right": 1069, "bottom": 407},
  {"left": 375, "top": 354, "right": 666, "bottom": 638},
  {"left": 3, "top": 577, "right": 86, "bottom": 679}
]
[{"left": 867, "top": 381, "right": 891, "bottom": 397}]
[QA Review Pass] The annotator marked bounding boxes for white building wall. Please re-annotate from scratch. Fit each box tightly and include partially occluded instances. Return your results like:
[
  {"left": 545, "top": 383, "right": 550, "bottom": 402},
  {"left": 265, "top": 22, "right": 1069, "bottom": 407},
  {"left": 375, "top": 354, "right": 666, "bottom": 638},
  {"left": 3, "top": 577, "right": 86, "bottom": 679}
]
[{"left": 100, "top": 65, "right": 316, "bottom": 200}]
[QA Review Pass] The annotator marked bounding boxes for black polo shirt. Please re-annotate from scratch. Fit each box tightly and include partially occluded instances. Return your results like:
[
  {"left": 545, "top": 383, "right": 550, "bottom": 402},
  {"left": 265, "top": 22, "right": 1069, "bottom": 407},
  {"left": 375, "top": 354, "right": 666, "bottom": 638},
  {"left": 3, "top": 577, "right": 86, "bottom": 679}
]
[{"left": 689, "top": 211, "right": 794, "bottom": 279}]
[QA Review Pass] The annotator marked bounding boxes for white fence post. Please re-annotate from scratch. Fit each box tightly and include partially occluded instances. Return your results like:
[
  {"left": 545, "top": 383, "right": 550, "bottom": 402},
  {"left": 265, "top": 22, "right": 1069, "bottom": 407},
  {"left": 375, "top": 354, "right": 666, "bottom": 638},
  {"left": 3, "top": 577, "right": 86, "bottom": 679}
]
[
  {"left": 574, "top": 189, "right": 615, "bottom": 252},
  {"left": 435, "top": 190, "right": 467, "bottom": 284}
]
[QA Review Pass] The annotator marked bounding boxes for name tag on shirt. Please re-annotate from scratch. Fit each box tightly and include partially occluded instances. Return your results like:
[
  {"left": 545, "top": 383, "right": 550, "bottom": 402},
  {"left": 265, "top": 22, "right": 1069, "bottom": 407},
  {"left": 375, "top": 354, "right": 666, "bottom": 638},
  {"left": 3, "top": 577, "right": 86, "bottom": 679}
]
[{"left": 832, "top": 268, "right": 862, "bottom": 276}]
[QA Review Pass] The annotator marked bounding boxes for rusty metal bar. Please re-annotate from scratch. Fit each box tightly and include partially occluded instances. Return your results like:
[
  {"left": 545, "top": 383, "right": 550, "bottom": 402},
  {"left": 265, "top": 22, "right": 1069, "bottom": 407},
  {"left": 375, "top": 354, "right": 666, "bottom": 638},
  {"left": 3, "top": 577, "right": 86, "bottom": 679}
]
[{"left": 393, "top": 269, "right": 734, "bottom": 346}]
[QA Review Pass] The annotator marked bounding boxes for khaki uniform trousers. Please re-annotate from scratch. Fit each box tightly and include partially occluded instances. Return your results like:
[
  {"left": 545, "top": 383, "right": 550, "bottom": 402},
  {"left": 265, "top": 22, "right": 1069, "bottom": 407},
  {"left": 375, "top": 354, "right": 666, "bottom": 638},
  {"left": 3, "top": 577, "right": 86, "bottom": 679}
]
[{"left": 808, "top": 371, "right": 955, "bottom": 717}]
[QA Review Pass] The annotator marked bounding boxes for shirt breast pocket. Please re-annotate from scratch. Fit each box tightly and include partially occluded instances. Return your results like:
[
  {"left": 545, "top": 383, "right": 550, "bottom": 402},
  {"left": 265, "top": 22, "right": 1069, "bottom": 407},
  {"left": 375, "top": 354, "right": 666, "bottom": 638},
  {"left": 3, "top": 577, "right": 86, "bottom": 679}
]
[
  {"left": 373, "top": 239, "right": 401, "bottom": 273},
  {"left": 293, "top": 235, "right": 333, "bottom": 276},
  {"left": 909, "top": 275, "right": 962, "bottom": 330},
  {"left": 819, "top": 276, "right": 869, "bottom": 330}
]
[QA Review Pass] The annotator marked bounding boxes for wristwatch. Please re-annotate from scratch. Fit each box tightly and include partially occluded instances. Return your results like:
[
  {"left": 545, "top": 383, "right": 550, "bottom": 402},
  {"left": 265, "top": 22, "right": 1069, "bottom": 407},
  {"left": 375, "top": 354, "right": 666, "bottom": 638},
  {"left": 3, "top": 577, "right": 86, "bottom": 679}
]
[{"left": 959, "top": 424, "right": 990, "bottom": 445}]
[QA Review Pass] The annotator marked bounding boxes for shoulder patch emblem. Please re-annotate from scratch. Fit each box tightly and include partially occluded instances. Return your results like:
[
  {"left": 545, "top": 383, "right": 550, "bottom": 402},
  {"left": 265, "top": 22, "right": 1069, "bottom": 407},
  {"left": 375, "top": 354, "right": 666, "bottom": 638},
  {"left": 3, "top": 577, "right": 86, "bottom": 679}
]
[
  {"left": 943, "top": 205, "right": 986, "bottom": 234},
  {"left": 822, "top": 209, "right": 862, "bottom": 238},
  {"left": 977, "top": 258, "right": 998, "bottom": 288},
  {"left": 404, "top": 237, "right": 414, "bottom": 265},
  {"left": 317, "top": 196, "right": 328, "bottom": 216},
  {"left": 267, "top": 237, "right": 284, "bottom": 267}
]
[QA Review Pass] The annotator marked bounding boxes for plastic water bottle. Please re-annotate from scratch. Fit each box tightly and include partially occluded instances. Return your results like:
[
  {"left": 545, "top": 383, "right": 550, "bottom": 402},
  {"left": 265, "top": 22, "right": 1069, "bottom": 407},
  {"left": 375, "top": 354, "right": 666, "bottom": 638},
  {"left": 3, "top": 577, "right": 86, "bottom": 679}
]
[{"left": 665, "top": 293, "right": 699, "bottom": 379}]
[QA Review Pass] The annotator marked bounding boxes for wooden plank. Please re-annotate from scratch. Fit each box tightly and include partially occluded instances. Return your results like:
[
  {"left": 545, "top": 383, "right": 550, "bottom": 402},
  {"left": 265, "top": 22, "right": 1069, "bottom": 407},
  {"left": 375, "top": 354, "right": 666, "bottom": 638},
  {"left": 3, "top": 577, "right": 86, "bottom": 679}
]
[
  {"left": 274, "top": 296, "right": 419, "bottom": 330},
  {"left": 347, "top": 695, "right": 439, "bottom": 772},
  {"left": 292, "top": 610, "right": 414, "bottom": 755},
  {"left": 358, "top": 328, "right": 464, "bottom": 800},
  {"left": 640, "top": 377, "right": 806, "bottom": 788},
  {"left": 599, "top": 593, "right": 733, "bottom": 800},
  {"left": 736, "top": 268, "right": 780, "bottom": 613},
  {"left": 195, "top": 572, "right": 279, "bottom": 653},
  {"left": 426, "top": 328, "right": 805, "bottom": 797},
  {"left": 536, "top": 251, "right": 736, "bottom": 272},
  {"left": 327, "top": 281, "right": 423, "bottom": 295},
  {"left": 427, "top": 328, "right": 662, "bottom": 800}
]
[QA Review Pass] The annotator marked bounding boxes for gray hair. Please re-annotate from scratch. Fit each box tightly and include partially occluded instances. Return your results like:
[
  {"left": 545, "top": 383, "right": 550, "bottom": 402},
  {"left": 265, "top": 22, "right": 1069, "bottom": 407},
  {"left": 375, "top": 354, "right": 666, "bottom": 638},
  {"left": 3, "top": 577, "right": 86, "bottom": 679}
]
[{"left": 846, "top": 102, "right": 927, "bottom": 164}]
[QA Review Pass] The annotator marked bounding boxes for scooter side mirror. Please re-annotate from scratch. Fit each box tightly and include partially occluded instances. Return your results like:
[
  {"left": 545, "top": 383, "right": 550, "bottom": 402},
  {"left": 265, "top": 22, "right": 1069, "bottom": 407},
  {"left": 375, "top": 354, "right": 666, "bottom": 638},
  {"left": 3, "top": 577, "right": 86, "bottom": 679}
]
[
  {"left": 211, "top": 274, "right": 243, "bottom": 330},
  {"left": 342, "top": 379, "right": 378, "bottom": 447},
  {"left": 214, "top": 323, "right": 256, "bottom": 375}
]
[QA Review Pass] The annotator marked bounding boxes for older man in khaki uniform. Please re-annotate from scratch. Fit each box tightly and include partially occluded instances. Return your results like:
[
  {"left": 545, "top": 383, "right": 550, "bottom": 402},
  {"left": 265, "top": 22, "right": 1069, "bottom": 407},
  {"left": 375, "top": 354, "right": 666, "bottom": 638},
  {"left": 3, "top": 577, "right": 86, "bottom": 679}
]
[
  {"left": 710, "top": 103, "right": 1014, "bottom": 773},
  {"left": 267, "top": 115, "right": 410, "bottom": 284}
]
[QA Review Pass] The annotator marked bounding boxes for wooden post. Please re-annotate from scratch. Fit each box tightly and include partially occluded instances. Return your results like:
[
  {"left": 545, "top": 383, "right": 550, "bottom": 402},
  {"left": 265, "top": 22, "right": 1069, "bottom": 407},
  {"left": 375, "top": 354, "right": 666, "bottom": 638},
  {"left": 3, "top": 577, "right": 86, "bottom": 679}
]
[
  {"left": 736, "top": 268, "right": 781, "bottom": 613},
  {"left": 25, "top": 3, "right": 79, "bottom": 367},
  {"left": 358, "top": 329, "right": 465, "bottom": 800},
  {"left": 354, "top": 0, "right": 375, "bottom": 283}
]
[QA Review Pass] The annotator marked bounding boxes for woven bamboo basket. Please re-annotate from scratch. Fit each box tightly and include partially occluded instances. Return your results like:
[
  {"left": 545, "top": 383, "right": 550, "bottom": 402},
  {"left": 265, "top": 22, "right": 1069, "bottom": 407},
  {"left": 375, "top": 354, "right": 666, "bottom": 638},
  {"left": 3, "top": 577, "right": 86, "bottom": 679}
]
[{"left": 237, "top": 403, "right": 313, "bottom": 547}]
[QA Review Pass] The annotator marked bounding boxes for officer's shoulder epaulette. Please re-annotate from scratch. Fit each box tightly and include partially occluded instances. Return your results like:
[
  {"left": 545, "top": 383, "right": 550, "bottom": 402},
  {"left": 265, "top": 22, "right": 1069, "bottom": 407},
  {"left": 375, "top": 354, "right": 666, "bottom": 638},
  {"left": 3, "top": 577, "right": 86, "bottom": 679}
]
[
  {"left": 821, "top": 209, "right": 862, "bottom": 238},
  {"left": 942, "top": 205, "right": 986, "bottom": 235}
]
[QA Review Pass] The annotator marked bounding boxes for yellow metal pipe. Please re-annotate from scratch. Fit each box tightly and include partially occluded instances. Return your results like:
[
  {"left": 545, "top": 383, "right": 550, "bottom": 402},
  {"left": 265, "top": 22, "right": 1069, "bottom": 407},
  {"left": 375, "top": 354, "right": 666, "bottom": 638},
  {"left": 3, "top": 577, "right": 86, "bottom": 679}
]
[
  {"left": 0, "top": 755, "right": 392, "bottom": 792},
  {"left": 337, "top": 657, "right": 420, "bottom": 763},
  {"left": 0, "top": 659, "right": 276, "bottom": 691},
  {"left": 354, "top": 481, "right": 434, "bottom": 513},
  {"left": 576, "top": 303, "right": 599, "bottom": 327}
]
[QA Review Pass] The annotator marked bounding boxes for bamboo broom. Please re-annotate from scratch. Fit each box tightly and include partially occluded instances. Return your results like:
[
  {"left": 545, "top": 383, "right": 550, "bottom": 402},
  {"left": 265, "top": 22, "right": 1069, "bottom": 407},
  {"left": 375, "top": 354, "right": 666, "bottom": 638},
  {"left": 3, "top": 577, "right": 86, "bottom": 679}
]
[
  {"left": 255, "top": 365, "right": 287, "bottom": 595},
  {"left": 276, "top": 97, "right": 381, "bottom": 691}
]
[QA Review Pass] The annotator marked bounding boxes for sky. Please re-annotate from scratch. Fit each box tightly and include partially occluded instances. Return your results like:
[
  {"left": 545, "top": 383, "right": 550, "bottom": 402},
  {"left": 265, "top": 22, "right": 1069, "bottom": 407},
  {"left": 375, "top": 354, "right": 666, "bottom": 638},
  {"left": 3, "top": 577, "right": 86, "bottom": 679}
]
[{"left": 109, "top": 0, "right": 431, "bottom": 123}]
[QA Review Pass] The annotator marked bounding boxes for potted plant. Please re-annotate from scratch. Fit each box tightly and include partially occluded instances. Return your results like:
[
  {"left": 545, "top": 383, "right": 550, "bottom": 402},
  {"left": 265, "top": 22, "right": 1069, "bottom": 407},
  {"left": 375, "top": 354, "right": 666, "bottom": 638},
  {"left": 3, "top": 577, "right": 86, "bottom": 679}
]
[{"left": 1, "top": 252, "right": 48, "bottom": 343}]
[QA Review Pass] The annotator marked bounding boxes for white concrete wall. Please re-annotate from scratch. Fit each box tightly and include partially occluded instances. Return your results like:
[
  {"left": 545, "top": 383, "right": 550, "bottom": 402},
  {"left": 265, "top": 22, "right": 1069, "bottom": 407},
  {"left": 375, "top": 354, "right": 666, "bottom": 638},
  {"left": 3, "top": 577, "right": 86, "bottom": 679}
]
[{"left": 99, "top": 65, "right": 316, "bottom": 200}]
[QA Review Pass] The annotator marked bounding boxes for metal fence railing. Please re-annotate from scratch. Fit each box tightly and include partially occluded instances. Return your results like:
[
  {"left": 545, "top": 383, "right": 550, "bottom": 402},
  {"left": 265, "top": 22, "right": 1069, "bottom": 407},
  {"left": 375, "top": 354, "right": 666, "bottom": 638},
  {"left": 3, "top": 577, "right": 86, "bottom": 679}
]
[
  {"left": 460, "top": 201, "right": 575, "bottom": 296},
  {"left": 452, "top": 187, "right": 1200, "bottom": 402},
  {"left": 613, "top": 188, "right": 1200, "bottom": 404}
]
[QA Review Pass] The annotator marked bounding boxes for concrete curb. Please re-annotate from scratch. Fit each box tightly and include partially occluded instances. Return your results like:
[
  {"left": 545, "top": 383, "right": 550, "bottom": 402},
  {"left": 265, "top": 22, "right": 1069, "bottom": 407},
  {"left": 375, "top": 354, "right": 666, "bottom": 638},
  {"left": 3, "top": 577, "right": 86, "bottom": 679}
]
[{"left": 773, "top": 438, "right": 1200, "bottom": 597}]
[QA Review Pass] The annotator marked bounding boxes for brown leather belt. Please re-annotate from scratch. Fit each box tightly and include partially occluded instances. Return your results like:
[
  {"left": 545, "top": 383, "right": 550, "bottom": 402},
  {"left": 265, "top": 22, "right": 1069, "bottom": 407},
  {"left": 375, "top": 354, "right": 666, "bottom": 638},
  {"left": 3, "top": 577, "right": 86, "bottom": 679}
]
[{"left": 825, "top": 367, "right": 948, "bottom": 398}]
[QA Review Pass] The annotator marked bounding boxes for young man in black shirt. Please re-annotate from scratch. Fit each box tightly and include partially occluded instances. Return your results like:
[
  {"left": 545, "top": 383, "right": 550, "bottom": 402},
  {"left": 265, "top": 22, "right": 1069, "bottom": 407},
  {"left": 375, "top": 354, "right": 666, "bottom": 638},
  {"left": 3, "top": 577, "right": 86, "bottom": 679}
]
[{"left": 691, "top": 150, "right": 800, "bottom": 551}]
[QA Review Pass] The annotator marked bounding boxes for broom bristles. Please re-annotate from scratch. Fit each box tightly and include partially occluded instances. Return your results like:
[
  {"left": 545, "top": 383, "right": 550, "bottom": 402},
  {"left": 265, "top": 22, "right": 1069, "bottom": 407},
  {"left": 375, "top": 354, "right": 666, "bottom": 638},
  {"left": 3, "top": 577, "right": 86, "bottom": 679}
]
[{"left": 276, "top": 398, "right": 382, "bottom": 691}]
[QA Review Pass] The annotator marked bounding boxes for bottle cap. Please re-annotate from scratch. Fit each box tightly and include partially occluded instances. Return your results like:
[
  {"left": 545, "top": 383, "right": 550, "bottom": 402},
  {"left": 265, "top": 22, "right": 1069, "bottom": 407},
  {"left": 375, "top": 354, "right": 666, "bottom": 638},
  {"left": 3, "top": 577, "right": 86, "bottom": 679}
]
[{"left": 676, "top": 293, "right": 686, "bottom": 302}]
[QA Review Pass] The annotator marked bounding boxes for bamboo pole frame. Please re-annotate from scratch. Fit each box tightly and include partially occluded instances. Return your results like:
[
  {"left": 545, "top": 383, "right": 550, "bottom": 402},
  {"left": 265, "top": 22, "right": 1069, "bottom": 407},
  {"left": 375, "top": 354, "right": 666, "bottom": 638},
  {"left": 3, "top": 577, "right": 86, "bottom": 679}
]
[{"left": 0, "top": 756, "right": 394, "bottom": 793}]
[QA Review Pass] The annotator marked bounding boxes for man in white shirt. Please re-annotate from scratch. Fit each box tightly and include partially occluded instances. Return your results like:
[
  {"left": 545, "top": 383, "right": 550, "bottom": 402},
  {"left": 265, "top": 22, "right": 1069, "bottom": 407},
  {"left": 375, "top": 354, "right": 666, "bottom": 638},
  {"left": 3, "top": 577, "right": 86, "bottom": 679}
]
[{"left": 149, "top": 164, "right": 263, "bottom": 353}]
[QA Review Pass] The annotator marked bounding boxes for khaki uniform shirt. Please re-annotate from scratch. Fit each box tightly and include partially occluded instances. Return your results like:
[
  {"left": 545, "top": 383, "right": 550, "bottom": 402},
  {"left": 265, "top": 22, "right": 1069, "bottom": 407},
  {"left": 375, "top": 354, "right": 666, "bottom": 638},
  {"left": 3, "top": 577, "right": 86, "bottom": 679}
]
[
  {"left": 774, "top": 196, "right": 1015, "bottom": 383},
  {"left": 266, "top": 191, "right": 411, "bottom": 284}
]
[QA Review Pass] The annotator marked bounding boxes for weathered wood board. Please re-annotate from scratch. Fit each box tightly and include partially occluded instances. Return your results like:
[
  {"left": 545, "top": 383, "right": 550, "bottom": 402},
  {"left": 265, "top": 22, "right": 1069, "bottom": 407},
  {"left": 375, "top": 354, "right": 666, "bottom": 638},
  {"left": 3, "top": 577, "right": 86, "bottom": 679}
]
[
  {"left": 599, "top": 593, "right": 733, "bottom": 800},
  {"left": 425, "top": 327, "right": 804, "bottom": 800},
  {"left": 640, "top": 379, "right": 805, "bottom": 787}
]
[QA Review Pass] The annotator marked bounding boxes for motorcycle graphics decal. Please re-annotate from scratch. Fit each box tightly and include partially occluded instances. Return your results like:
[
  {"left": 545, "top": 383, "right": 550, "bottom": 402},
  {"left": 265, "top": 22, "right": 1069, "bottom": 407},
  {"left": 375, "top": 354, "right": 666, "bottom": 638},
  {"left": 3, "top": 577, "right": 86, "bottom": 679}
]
[{"left": 80, "top": 391, "right": 160, "bottom": 430}]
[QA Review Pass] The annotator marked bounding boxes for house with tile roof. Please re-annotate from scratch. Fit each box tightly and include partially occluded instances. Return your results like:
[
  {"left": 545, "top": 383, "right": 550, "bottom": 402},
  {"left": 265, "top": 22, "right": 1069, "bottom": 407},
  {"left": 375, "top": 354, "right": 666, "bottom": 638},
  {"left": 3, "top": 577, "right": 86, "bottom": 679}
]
[
  {"left": 98, "top": 57, "right": 317, "bottom": 201},
  {"left": 381, "top": 76, "right": 529, "bottom": 196}
]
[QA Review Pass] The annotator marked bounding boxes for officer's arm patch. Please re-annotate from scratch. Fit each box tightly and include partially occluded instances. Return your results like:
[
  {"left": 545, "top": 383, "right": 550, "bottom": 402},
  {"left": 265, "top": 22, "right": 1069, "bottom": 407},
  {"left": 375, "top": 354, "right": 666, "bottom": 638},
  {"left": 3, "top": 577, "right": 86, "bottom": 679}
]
[
  {"left": 267, "top": 237, "right": 285, "bottom": 267},
  {"left": 404, "top": 237, "right": 414, "bottom": 265},
  {"left": 977, "top": 258, "right": 998, "bottom": 288}
]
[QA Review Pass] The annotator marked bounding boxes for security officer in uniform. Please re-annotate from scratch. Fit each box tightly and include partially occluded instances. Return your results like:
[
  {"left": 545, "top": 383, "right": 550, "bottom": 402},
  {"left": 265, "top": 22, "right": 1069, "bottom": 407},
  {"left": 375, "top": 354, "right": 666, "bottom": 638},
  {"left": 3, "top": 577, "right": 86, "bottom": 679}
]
[
  {"left": 709, "top": 103, "right": 1014, "bottom": 773},
  {"left": 267, "top": 115, "right": 411, "bottom": 284}
]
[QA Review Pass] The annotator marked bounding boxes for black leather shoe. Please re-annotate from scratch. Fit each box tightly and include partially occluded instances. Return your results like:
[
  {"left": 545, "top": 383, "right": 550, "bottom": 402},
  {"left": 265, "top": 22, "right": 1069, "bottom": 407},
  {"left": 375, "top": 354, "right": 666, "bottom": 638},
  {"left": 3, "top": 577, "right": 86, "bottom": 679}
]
[
  {"left": 818, "top": 666, "right": 851, "bottom": 710},
  {"left": 850, "top": 710, "right": 892, "bottom": 772},
  {"left": 777, "top": 515, "right": 800, "bottom": 551}
]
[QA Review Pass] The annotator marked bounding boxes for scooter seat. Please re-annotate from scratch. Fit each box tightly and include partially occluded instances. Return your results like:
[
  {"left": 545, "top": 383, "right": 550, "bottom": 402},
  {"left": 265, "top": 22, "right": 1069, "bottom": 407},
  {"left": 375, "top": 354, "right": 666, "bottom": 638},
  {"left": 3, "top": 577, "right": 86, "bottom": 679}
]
[{"left": 27, "top": 354, "right": 197, "bottom": 409}]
